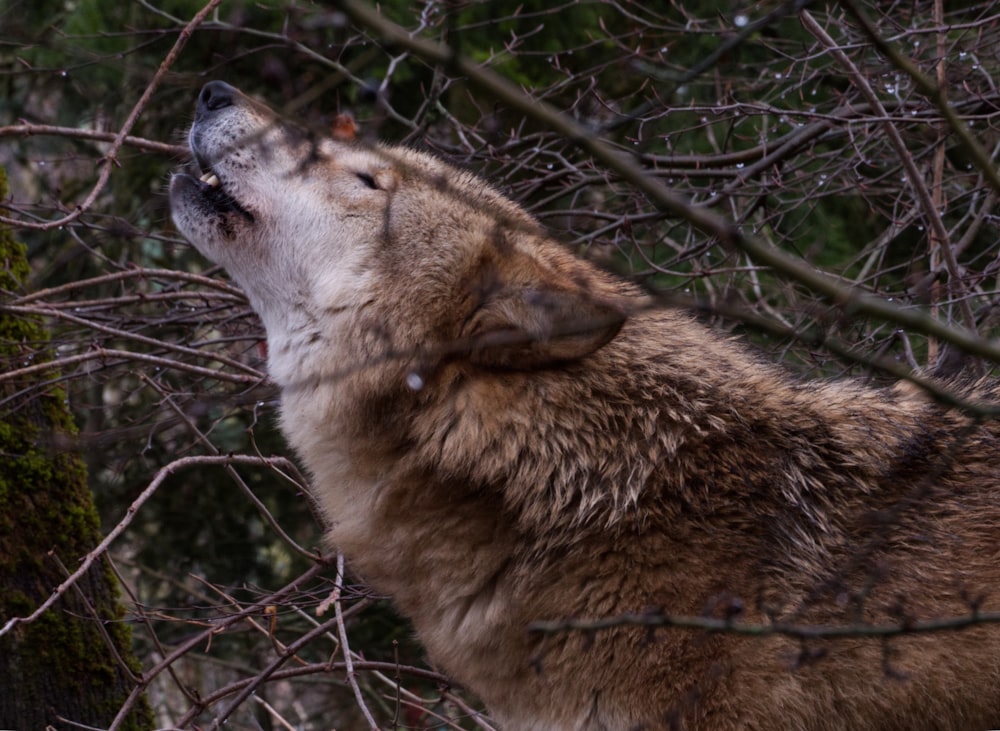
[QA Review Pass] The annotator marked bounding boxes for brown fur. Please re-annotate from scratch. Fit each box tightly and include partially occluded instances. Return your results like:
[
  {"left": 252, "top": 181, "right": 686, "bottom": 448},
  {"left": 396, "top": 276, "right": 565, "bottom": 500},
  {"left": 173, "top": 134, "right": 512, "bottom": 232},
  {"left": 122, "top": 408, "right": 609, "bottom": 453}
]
[{"left": 170, "top": 82, "right": 1000, "bottom": 730}]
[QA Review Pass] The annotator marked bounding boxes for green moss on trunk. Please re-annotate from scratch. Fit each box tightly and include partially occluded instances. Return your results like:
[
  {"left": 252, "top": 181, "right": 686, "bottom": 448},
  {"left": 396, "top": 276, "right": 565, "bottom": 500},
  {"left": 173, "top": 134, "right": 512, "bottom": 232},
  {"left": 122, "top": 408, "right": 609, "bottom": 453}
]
[{"left": 0, "top": 167, "right": 153, "bottom": 730}]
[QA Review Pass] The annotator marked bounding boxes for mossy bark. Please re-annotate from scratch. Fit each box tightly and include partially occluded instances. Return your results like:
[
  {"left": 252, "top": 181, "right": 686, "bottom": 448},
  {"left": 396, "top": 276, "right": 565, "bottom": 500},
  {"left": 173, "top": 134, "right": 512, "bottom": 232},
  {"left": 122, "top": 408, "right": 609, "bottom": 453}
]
[{"left": 0, "top": 167, "right": 153, "bottom": 730}]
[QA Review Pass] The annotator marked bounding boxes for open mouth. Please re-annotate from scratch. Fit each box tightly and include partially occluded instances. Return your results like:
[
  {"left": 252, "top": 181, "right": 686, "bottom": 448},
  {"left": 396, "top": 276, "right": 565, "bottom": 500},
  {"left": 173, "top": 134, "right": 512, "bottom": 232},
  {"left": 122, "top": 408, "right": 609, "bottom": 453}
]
[
  {"left": 192, "top": 143, "right": 224, "bottom": 192},
  {"left": 200, "top": 171, "right": 221, "bottom": 189},
  {"left": 187, "top": 161, "right": 255, "bottom": 222},
  {"left": 193, "top": 146, "right": 221, "bottom": 190}
]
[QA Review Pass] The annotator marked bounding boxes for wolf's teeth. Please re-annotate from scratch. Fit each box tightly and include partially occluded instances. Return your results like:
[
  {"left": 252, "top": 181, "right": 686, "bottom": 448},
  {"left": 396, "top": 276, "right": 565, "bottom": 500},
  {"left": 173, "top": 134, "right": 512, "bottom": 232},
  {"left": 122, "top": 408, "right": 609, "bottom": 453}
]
[{"left": 200, "top": 172, "right": 221, "bottom": 188}]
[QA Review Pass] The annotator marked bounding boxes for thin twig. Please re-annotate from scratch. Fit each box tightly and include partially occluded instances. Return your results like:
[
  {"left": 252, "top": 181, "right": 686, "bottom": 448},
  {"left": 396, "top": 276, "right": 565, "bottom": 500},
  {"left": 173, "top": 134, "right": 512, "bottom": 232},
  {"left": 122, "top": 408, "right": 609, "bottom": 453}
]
[
  {"left": 0, "top": 347, "right": 264, "bottom": 386},
  {"left": 331, "top": 0, "right": 1000, "bottom": 366},
  {"left": 799, "top": 9, "right": 977, "bottom": 334},
  {"left": 839, "top": 0, "right": 1000, "bottom": 194},
  {"left": 0, "top": 124, "right": 188, "bottom": 158},
  {"left": 528, "top": 607, "right": 1000, "bottom": 639},
  {"left": 333, "top": 551, "right": 381, "bottom": 730},
  {"left": 0, "top": 454, "right": 297, "bottom": 640},
  {"left": 0, "top": 0, "right": 225, "bottom": 230}
]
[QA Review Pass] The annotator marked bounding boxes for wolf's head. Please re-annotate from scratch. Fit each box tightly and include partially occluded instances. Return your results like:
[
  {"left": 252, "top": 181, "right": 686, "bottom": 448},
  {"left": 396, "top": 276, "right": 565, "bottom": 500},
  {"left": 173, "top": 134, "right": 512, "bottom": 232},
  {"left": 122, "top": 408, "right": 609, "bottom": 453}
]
[
  {"left": 170, "top": 82, "right": 403, "bottom": 322},
  {"left": 171, "top": 82, "right": 634, "bottom": 381}
]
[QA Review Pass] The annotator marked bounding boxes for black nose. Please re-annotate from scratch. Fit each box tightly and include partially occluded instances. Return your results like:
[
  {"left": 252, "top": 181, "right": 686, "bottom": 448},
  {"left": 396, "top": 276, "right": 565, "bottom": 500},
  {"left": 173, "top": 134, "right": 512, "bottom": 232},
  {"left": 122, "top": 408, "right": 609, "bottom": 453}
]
[{"left": 197, "top": 81, "right": 236, "bottom": 114}]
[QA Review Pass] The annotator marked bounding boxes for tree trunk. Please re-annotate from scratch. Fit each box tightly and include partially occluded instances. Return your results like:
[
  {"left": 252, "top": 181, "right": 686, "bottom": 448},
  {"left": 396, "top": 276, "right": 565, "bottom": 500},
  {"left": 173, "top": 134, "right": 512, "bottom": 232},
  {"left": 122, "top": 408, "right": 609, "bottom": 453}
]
[{"left": 0, "top": 166, "right": 152, "bottom": 730}]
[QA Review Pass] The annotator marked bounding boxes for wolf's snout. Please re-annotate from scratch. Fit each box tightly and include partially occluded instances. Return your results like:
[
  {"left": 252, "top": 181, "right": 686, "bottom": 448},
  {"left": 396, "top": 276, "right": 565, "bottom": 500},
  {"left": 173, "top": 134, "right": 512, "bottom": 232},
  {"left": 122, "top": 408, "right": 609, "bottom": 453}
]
[{"left": 197, "top": 80, "right": 237, "bottom": 115}]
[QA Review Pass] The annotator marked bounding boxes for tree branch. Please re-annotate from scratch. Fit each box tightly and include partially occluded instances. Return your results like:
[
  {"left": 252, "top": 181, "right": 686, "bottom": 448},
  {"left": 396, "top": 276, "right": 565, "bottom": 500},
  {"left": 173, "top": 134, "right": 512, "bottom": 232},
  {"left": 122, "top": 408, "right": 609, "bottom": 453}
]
[{"left": 332, "top": 0, "right": 1000, "bottom": 367}]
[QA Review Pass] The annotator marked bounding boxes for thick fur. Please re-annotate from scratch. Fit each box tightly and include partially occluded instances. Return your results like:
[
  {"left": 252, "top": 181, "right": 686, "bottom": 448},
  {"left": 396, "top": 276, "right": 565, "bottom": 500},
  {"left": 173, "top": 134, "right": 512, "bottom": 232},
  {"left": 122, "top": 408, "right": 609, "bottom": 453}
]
[{"left": 170, "top": 82, "right": 1000, "bottom": 730}]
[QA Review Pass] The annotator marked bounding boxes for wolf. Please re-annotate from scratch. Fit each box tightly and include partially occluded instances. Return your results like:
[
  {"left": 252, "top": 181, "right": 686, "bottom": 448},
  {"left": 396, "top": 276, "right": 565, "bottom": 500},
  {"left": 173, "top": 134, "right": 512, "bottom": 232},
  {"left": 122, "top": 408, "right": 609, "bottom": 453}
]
[{"left": 170, "top": 81, "right": 1000, "bottom": 730}]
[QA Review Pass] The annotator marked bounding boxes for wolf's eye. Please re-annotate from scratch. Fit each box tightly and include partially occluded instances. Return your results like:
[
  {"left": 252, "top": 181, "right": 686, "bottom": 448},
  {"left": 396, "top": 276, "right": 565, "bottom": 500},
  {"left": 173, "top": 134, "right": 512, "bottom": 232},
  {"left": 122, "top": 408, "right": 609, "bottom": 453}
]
[{"left": 356, "top": 172, "right": 379, "bottom": 190}]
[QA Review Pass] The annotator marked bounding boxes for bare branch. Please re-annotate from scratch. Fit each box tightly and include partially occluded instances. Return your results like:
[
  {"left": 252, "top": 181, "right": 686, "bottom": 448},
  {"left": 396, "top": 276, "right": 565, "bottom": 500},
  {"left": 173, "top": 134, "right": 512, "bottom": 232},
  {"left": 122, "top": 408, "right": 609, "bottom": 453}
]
[
  {"left": 0, "top": 0, "right": 224, "bottom": 230},
  {"left": 528, "top": 607, "right": 1000, "bottom": 641},
  {"left": 0, "top": 455, "right": 298, "bottom": 641}
]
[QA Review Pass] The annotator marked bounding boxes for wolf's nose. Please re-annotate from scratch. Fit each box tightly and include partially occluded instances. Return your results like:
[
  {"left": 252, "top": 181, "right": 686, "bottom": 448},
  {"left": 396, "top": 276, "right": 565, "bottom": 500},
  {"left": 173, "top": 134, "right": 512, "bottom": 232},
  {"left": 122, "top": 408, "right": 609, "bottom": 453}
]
[{"left": 198, "top": 81, "right": 236, "bottom": 113}]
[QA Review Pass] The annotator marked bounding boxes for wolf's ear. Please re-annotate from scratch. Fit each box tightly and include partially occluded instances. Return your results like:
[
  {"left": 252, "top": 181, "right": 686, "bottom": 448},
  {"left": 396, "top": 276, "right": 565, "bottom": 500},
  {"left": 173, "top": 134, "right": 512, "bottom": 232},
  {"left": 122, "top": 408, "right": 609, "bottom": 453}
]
[{"left": 465, "top": 286, "right": 627, "bottom": 369}]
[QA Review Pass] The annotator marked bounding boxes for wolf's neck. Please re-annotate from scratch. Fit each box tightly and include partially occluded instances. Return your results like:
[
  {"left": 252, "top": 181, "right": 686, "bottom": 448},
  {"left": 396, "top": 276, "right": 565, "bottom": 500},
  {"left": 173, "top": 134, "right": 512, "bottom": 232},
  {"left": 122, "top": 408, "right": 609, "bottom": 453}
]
[{"left": 258, "top": 298, "right": 361, "bottom": 389}]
